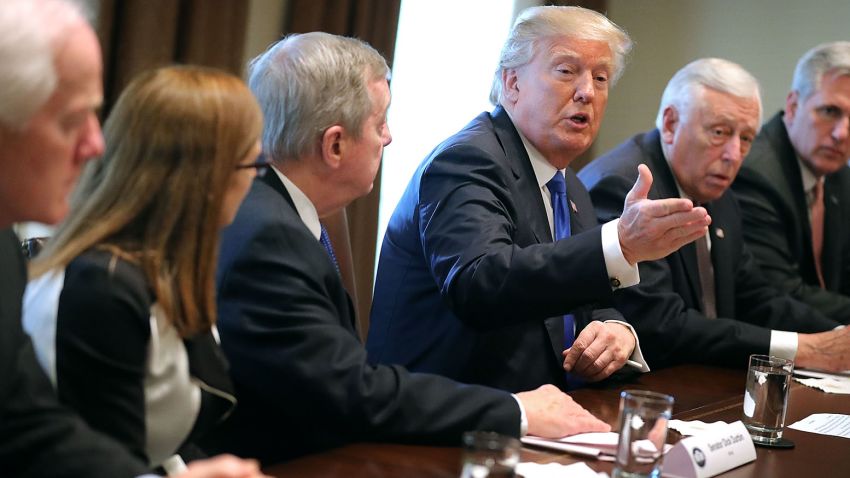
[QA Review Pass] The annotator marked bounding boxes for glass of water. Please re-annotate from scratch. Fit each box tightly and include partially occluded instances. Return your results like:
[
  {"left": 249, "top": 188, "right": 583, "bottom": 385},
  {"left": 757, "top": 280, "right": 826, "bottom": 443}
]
[
  {"left": 613, "top": 390, "right": 674, "bottom": 478},
  {"left": 459, "top": 431, "right": 520, "bottom": 478},
  {"left": 742, "top": 354, "right": 793, "bottom": 445}
]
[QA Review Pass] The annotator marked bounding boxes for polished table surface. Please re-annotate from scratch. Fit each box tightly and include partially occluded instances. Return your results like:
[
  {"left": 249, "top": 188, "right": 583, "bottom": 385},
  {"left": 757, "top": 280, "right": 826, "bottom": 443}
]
[{"left": 264, "top": 365, "right": 850, "bottom": 477}]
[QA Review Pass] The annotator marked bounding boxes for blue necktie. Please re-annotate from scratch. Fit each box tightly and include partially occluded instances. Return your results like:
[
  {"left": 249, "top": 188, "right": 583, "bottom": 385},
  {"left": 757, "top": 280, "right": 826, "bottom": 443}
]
[
  {"left": 319, "top": 226, "right": 340, "bottom": 274},
  {"left": 547, "top": 171, "right": 579, "bottom": 387}
]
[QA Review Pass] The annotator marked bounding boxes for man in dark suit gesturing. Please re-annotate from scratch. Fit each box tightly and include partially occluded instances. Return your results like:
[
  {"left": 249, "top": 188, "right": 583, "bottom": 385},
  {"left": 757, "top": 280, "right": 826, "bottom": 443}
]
[
  {"left": 732, "top": 42, "right": 850, "bottom": 324},
  {"left": 209, "top": 31, "right": 609, "bottom": 465},
  {"left": 368, "top": 6, "right": 710, "bottom": 392},
  {"left": 580, "top": 58, "right": 850, "bottom": 371}
]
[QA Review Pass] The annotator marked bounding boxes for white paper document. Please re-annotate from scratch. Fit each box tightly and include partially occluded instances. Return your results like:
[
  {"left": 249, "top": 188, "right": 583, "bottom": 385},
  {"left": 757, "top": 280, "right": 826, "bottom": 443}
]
[
  {"left": 788, "top": 413, "right": 850, "bottom": 439},
  {"left": 668, "top": 419, "right": 729, "bottom": 436},
  {"left": 521, "top": 431, "right": 671, "bottom": 462},
  {"left": 793, "top": 368, "right": 850, "bottom": 379},
  {"left": 794, "top": 376, "right": 850, "bottom": 394},
  {"left": 521, "top": 432, "right": 618, "bottom": 460}
]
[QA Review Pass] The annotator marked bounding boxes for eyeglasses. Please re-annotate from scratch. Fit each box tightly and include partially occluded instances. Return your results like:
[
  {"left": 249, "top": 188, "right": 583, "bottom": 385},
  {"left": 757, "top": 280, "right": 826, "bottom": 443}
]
[{"left": 235, "top": 159, "right": 271, "bottom": 177}]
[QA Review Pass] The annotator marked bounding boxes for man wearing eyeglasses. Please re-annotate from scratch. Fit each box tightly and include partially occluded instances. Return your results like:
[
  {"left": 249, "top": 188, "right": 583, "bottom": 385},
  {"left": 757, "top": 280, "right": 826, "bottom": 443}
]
[{"left": 732, "top": 41, "right": 850, "bottom": 325}]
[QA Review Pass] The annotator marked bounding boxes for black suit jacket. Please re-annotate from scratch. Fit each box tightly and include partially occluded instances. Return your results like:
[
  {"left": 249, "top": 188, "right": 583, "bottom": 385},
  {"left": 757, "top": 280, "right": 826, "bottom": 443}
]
[
  {"left": 579, "top": 130, "right": 839, "bottom": 369},
  {"left": 206, "top": 172, "right": 519, "bottom": 465},
  {"left": 732, "top": 112, "right": 850, "bottom": 323},
  {"left": 0, "top": 229, "right": 146, "bottom": 477},
  {"left": 368, "top": 107, "right": 622, "bottom": 392}
]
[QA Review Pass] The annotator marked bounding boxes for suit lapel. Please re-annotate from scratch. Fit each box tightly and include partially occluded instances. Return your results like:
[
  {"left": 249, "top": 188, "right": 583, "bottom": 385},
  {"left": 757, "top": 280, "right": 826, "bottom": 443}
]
[
  {"left": 564, "top": 169, "right": 595, "bottom": 234},
  {"left": 822, "top": 177, "right": 842, "bottom": 288},
  {"left": 767, "top": 116, "right": 821, "bottom": 282},
  {"left": 643, "top": 132, "right": 704, "bottom": 305},
  {"left": 259, "top": 170, "right": 359, "bottom": 334},
  {"left": 491, "top": 107, "right": 552, "bottom": 244},
  {"left": 260, "top": 168, "right": 296, "bottom": 210},
  {"left": 706, "top": 202, "right": 734, "bottom": 317}
]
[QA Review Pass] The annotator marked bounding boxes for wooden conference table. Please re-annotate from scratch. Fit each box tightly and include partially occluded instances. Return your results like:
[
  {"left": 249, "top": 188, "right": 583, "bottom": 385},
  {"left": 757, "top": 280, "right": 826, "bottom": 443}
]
[{"left": 265, "top": 365, "right": 850, "bottom": 477}]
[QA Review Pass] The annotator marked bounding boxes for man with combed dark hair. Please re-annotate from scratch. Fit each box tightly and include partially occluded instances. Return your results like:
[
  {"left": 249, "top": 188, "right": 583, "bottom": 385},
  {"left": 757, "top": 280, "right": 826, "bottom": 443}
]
[
  {"left": 0, "top": 1, "right": 266, "bottom": 477},
  {"left": 732, "top": 41, "right": 850, "bottom": 326},
  {"left": 368, "top": 6, "right": 710, "bottom": 392},
  {"left": 210, "top": 30, "right": 610, "bottom": 465},
  {"left": 581, "top": 58, "right": 849, "bottom": 370}
]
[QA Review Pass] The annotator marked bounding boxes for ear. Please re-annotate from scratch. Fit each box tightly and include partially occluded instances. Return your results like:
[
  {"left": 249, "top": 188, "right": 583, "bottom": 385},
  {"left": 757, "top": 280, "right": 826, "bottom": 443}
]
[
  {"left": 503, "top": 68, "right": 520, "bottom": 104},
  {"left": 660, "top": 106, "right": 679, "bottom": 145},
  {"left": 784, "top": 90, "right": 799, "bottom": 123},
  {"left": 320, "top": 125, "right": 345, "bottom": 170}
]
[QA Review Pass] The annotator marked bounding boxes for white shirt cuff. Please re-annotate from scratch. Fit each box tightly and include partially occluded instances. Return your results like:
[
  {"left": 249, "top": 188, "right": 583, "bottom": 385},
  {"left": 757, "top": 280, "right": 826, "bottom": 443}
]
[
  {"left": 601, "top": 219, "right": 640, "bottom": 290},
  {"left": 604, "top": 320, "right": 650, "bottom": 372},
  {"left": 511, "top": 393, "right": 528, "bottom": 437},
  {"left": 769, "top": 330, "right": 799, "bottom": 360}
]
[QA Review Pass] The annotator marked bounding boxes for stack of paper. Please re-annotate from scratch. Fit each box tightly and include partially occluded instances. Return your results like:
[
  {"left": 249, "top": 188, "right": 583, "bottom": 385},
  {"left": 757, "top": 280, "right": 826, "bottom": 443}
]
[
  {"left": 521, "top": 432, "right": 669, "bottom": 462},
  {"left": 668, "top": 419, "right": 729, "bottom": 436},
  {"left": 793, "top": 369, "right": 850, "bottom": 394}
]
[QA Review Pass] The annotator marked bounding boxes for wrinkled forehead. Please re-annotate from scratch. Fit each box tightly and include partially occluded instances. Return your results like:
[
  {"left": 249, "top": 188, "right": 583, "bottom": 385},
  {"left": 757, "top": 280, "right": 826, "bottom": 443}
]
[
  {"left": 537, "top": 36, "right": 613, "bottom": 70},
  {"left": 49, "top": 24, "right": 103, "bottom": 109}
]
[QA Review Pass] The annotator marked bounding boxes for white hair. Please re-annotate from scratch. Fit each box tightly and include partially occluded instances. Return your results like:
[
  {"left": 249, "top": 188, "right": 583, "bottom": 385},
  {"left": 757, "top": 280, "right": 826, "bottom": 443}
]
[
  {"left": 791, "top": 41, "right": 850, "bottom": 102},
  {"left": 248, "top": 32, "right": 389, "bottom": 163},
  {"left": 0, "top": 0, "right": 88, "bottom": 129},
  {"left": 490, "top": 5, "right": 632, "bottom": 106},
  {"left": 655, "top": 58, "right": 762, "bottom": 130}
]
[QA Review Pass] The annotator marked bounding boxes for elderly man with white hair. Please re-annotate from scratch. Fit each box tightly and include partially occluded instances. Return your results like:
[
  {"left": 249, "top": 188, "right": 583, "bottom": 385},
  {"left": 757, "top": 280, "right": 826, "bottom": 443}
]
[
  {"left": 580, "top": 58, "right": 849, "bottom": 370},
  {"left": 0, "top": 1, "right": 265, "bottom": 476}
]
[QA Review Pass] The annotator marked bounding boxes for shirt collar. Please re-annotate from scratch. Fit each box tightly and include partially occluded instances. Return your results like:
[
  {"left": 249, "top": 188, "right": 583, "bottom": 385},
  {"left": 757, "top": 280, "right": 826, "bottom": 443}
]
[
  {"left": 271, "top": 165, "right": 321, "bottom": 240},
  {"left": 505, "top": 109, "right": 561, "bottom": 189},
  {"left": 796, "top": 156, "right": 820, "bottom": 205},
  {"left": 658, "top": 134, "right": 690, "bottom": 201}
]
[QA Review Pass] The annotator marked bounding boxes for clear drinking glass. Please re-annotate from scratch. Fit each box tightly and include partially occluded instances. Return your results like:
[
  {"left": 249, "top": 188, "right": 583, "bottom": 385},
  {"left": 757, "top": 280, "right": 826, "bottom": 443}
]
[
  {"left": 742, "top": 354, "right": 793, "bottom": 445},
  {"left": 459, "top": 431, "right": 520, "bottom": 478},
  {"left": 613, "top": 390, "right": 674, "bottom": 478}
]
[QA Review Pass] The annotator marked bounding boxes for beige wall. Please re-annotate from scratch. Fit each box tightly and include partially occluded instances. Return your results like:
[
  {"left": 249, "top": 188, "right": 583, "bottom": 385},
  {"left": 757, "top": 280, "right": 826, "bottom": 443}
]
[
  {"left": 242, "top": 0, "right": 288, "bottom": 75},
  {"left": 596, "top": 0, "right": 850, "bottom": 157}
]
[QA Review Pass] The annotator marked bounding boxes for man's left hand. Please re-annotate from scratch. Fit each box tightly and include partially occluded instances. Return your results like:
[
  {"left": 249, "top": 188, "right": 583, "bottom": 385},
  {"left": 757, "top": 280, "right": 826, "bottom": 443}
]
[{"left": 562, "top": 321, "right": 635, "bottom": 381}]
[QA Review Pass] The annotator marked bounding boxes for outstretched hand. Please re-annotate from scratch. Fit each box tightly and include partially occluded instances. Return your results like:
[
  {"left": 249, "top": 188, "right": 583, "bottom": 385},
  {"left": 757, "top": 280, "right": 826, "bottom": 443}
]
[{"left": 619, "top": 164, "right": 711, "bottom": 264}]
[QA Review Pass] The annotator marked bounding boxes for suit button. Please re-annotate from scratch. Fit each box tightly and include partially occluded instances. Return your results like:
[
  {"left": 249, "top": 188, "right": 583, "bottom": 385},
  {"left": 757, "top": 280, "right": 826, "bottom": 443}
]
[{"left": 610, "top": 277, "right": 621, "bottom": 288}]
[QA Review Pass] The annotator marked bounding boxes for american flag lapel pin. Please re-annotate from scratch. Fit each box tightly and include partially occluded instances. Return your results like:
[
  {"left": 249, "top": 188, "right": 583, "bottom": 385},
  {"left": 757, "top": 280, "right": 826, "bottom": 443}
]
[
  {"left": 570, "top": 200, "right": 578, "bottom": 214},
  {"left": 716, "top": 228, "right": 725, "bottom": 239}
]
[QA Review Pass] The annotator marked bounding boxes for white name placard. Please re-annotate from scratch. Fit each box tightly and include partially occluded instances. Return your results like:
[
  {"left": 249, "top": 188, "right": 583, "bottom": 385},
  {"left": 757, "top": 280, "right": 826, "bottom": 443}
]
[{"left": 662, "top": 420, "right": 756, "bottom": 478}]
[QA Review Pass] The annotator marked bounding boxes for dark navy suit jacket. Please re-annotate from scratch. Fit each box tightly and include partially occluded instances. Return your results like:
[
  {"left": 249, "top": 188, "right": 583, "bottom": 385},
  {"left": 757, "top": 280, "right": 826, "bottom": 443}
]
[
  {"left": 368, "top": 107, "right": 622, "bottom": 393},
  {"left": 580, "top": 129, "right": 839, "bottom": 369},
  {"left": 206, "top": 172, "right": 519, "bottom": 465}
]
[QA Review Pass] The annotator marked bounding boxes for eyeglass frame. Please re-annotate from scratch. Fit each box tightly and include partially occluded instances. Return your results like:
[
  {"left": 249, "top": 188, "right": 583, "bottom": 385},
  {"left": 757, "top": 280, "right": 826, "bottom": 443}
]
[{"left": 235, "top": 158, "right": 271, "bottom": 177}]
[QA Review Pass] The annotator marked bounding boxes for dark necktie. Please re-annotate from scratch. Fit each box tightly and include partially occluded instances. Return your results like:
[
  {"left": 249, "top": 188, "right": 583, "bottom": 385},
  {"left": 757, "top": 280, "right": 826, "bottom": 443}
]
[
  {"left": 810, "top": 179, "right": 826, "bottom": 288},
  {"left": 695, "top": 233, "right": 717, "bottom": 319},
  {"left": 319, "top": 225, "right": 340, "bottom": 273},
  {"left": 547, "top": 172, "right": 577, "bottom": 377}
]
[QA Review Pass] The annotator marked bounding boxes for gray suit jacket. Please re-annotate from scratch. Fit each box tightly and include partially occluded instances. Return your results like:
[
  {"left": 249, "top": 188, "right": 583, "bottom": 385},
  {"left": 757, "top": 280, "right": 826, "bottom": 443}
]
[{"left": 732, "top": 112, "right": 850, "bottom": 323}]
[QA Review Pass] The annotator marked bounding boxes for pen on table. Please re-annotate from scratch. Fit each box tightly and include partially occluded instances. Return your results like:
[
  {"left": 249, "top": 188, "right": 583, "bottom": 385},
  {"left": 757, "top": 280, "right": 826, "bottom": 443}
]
[{"left": 163, "top": 455, "right": 187, "bottom": 477}]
